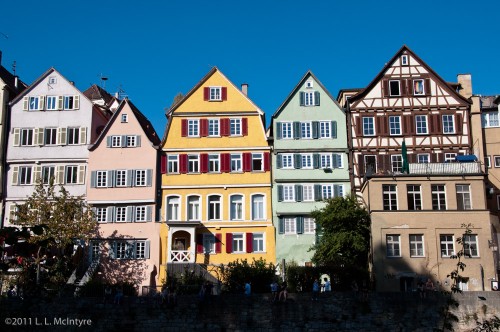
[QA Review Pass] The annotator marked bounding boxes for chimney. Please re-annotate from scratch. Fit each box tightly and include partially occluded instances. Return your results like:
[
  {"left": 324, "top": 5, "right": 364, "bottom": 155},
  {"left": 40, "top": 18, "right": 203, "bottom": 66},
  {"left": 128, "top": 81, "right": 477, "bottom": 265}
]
[
  {"left": 14, "top": 76, "right": 18, "bottom": 90},
  {"left": 70, "top": 81, "right": 75, "bottom": 86},
  {"left": 241, "top": 83, "right": 248, "bottom": 96},
  {"left": 457, "top": 74, "right": 472, "bottom": 99}
]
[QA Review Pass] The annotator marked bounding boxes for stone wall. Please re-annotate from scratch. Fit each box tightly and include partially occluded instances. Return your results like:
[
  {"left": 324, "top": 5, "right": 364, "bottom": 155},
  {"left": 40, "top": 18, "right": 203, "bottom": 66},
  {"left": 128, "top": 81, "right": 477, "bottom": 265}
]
[{"left": 1, "top": 291, "right": 499, "bottom": 331}]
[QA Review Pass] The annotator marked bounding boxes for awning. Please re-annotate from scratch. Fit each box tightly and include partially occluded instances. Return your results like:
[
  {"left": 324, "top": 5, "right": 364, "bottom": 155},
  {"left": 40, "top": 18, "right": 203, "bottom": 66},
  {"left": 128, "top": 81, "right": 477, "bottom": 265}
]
[{"left": 455, "top": 155, "right": 478, "bottom": 163}]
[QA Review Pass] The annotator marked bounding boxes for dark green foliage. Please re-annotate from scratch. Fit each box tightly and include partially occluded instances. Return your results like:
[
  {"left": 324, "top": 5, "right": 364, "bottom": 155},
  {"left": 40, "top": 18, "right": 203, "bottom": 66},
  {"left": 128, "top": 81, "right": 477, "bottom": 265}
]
[
  {"left": 216, "top": 258, "right": 276, "bottom": 293},
  {"left": 472, "top": 316, "right": 500, "bottom": 332}
]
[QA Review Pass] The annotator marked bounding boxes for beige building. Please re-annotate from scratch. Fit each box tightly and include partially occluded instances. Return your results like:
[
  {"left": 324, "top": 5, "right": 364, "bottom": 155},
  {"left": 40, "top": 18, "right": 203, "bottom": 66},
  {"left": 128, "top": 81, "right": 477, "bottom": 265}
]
[{"left": 363, "top": 164, "right": 496, "bottom": 292}]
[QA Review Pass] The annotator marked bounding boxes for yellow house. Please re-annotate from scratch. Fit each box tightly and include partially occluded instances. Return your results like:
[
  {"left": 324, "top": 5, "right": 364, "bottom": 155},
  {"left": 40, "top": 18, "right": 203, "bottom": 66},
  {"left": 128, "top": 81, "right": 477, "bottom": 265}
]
[{"left": 159, "top": 67, "right": 275, "bottom": 282}]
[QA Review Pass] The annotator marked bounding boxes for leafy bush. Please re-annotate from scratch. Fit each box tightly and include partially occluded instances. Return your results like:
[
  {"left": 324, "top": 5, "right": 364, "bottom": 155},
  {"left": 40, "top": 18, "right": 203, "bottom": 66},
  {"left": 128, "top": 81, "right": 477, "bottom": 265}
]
[{"left": 216, "top": 258, "right": 276, "bottom": 293}]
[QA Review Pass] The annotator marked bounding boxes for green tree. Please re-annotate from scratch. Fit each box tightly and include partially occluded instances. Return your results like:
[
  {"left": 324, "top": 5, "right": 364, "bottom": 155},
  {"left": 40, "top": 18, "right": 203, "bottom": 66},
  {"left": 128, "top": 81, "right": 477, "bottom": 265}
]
[{"left": 310, "top": 196, "right": 371, "bottom": 270}]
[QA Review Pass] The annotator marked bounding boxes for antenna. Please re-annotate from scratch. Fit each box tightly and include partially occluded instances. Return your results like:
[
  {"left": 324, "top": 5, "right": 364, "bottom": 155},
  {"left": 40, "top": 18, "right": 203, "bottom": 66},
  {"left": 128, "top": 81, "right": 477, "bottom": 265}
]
[
  {"left": 116, "top": 85, "right": 128, "bottom": 100},
  {"left": 12, "top": 61, "right": 16, "bottom": 76},
  {"left": 99, "top": 73, "right": 108, "bottom": 89}
]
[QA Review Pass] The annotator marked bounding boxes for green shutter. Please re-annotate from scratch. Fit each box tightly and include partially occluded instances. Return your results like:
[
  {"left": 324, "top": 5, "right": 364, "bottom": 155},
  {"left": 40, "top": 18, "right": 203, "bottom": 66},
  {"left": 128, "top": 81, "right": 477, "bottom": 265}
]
[
  {"left": 277, "top": 185, "right": 283, "bottom": 202},
  {"left": 314, "top": 184, "right": 322, "bottom": 201},
  {"left": 332, "top": 121, "right": 337, "bottom": 139},
  {"left": 294, "top": 154, "right": 301, "bottom": 169},
  {"left": 314, "top": 91, "right": 320, "bottom": 106},
  {"left": 278, "top": 217, "right": 284, "bottom": 234},
  {"left": 295, "top": 185, "right": 303, "bottom": 202},
  {"left": 313, "top": 154, "right": 320, "bottom": 169},
  {"left": 276, "top": 154, "right": 282, "bottom": 169},
  {"left": 293, "top": 122, "right": 300, "bottom": 139},
  {"left": 299, "top": 92, "right": 305, "bottom": 106},
  {"left": 312, "top": 121, "right": 319, "bottom": 139},
  {"left": 276, "top": 122, "right": 282, "bottom": 139},
  {"left": 296, "top": 216, "right": 304, "bottom": 234}
]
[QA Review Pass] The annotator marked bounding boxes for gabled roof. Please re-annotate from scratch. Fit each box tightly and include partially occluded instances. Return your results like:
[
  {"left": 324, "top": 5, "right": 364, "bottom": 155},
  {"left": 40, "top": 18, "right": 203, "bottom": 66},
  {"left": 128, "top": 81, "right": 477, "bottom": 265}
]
[
  {"left": 83, "top": 84, "right": 116, "bottom": 107},
  {"left": 348, "top": 45, "right": 471, "bottom": 105},
  {"left": 89, "top": 98, "right": 160, "bottom": 151},
  {"left": 0, "top": 64, "right": 27, "bottom": 96}
]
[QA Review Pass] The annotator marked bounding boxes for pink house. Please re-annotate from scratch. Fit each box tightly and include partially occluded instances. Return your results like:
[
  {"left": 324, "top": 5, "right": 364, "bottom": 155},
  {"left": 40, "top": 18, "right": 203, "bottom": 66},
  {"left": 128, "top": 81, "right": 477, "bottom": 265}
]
[{"left": 87, "top": 99, "right": 161, "bottom": 294}]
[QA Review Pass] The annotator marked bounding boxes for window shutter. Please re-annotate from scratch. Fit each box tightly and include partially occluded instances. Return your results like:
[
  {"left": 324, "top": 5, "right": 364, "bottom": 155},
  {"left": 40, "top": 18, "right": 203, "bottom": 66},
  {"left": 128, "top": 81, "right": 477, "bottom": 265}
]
[
  {"left": 296, "top": 216, "right": 304, "bottom": 234},
  {"left": 400, "top": 80, "right": 407, "bottom": 96},
  {"left": 332, "top": 121, "right": 337, "bottom": 139},
  {"left": 57, "top": 96, "right": 63, "bottom": 110},
  {"left": 90, "top": 171, "right": 97, "bottom": 188},
  {"left": 74, "top": 95, "right": 80, "bottom": 109},
  {"left": 456, "top": 114, "right": 463, "bottom": 135},
  {"left": 80, "top": 127, "right": 87, "bottom": 145},
  {"left": 200, "top": 119, "right": 208, "bottom": 137},
  {"left": 242, "top": 118, "right": 248, "bottom": 136},
  {"left": 313, "top": 154, "right": 320, "bottom": 169},
  {"left": 425, "top": 79, "right": 431, "bottom": 96},
  {"left": 431, "top": 153, "right": 438, "bottom": 163},
  {"left": 200, "top": 153, "right": 208, "bottom": 173},
  {"left": 293, "top": 122, "right": 301, "bottom": 139},
  {"left": 136, "top": 135, "right": 141, "bottom": 147},
  {"left": 57, "top": 127, "right": 67, "bottom": 145},
  {"left": 181, "top": 119, "right": 188, "bottom": 137},
  {"left": 356, "top": 117, "right": 362, "bottom": 136},
  {"left": 276, "top": 122, "right": 282, "bottom": 139},
  {"left": 221, "top": 87, "right": 227, "bottom": 101},
  {"left": 146, "top": 169, "right": 153, "bottom": 186},
  {"left": 107, "top": 170, "right": 115, "bottom": 187},
  {"left": 144, "top": 241, "right": 150, "bottom": 259},
  {"left": 314, "top": 184, "right": 322, "bottom": 201},
  {"left": 215, "top": 233, "right": 222, "bottom": 253},
  {"left": 56, "top": 165, "right": 65, "bottom": 184},
  {"left": 126, "top": 206, "right": 133, "bottom": 222},
  {"left": 277, "top": 185, "right": 283, "bottom": 202},
  {"left": 295, "top": 185, "right": 303, "bottom": 202},
  {"left": 109, "top": 242, "right": 116, "bottom": 259},
  {"left": 226, "top": 233, "right": 233, "bottom": 253},
  {"left": 221, "top": 118, "right": 230, "bottom": 136},
  {"left": 33, "top": 166, "right": 42, "bottom": 184},
  {"left": 121, "top": 135, "right": 127, "bottom": 147},
  {"left": 11, "top": 166, "right": 19, "bottom": 185},
  {"left": 36, "top": 128, "right": 44, "bottom": 145},
  {"left": 314, "top": 91, "right": 320, "bottom": 106},
  {"left": 382, "top": 80, "right": 389, "bottom": 97},
  {"left": 358, "top": 154, "right": 365, "bottom": 176},
  {"left": 276, "top": 154, "right": 282, "bottom": 169},
  {"left": 127, "top": 170, "right": 133, "bottom": 186},
  {"left": 179, "top": 154, "right": 188, "bottom": 174},
  {"left": 242, "top": 152, "right": 252, "bottom": 172},
  {"left": 195, "top": 234, "right": 203, "bottom": 253},
  {"left": 335, "top": 154, "right": 342, "bottom": 168},
  {"left": 299, "top": 92, "right": 305, "bottom": 106},
  {"left": 264, "top": 152, "right": 270, "bottom": 171},
  {"left": 203, "top": 87, "right": 209, "bottom": 101},
  {"left": 78, "top": 165, "right": 86, "bottom": 184},
  {"left": 312, "top": 121, "right": 319, "bottom": 139},
  {"left": 107, "top": 206, "right": 115, "bottom": 222},
  {"left": 245, "top": 233, "right": 253, "bottom": 253},
  {"left": 106, "top": 136, "right": 112, "bottom": 147},
  {"left": 221, "top": 153, "right": 230, "bottom": 173},
  {"left": 294, "top": 154, "right": 301, "bottom": 169},
  {"left": 39, "top": 96, "right": 45, "bottom": 110},
  {"left": 376, "top": 117, "right": 383, "bottom": 136},
  {"left": 334, "top": 185, "right": 342, "bottom": 198},
  {"left": 22, "top": 96, "right": 28, "bottom": 111},
  {"left": 277, "top": 217, "right": 285, "bottom": 234},
  {"left": 160, "top": 155, "right": 167, "bottom": 174},
  {"left": 13, "top": 128, "right": 20, "bottom": 146}
]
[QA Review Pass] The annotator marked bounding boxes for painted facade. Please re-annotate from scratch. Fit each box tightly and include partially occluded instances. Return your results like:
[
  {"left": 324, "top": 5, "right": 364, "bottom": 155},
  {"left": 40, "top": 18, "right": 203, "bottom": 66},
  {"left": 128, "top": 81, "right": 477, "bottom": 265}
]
[
  {"left": 269, "top": 71, "right": 350, "bottom": 266},
  {"left": 4, "top": 68, "right": 109, "bottom": 226},
  {"left": 87, "top": 99, "right": 161, "bottom": 294},
  {"left": 159, "top": 68, "right": 275, "bottom": 282}
]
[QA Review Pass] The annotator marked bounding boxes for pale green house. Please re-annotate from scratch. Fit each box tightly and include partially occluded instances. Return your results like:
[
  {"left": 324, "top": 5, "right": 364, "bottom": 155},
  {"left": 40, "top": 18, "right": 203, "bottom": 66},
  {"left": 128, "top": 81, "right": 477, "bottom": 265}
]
[{"left": 269, "top": 71, "right": 350, "bottom": 266}]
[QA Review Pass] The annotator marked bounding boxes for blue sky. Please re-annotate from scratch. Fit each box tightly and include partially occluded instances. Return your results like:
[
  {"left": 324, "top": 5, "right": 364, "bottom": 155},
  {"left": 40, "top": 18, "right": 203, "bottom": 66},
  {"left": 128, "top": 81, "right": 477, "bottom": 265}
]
[{"left": 1, "top": 0, "right": 499, "bottom": 135}]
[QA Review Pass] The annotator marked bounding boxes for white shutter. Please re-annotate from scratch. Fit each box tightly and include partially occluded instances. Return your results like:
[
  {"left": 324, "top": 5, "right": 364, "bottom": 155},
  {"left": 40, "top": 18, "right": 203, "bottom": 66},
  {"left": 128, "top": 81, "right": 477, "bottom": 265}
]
[
  {"left": 79, "top": 127, "right": 87, "bottom": 145},
  {"left": 39, "top": 96, "right": 45, "bottom": 111},
  {"left": 74, "top": 95, "right": 80, "bottom": 110},
  {"left": 56, "top": 165, "right": 65, "bottom": 184},
  {"left": 36, "top": 128, "right": 44, "bottom": 145},
  {"left": 57, "top": 127, "right": 67, "bottom": 145},
  {"left": 78, "top": 165, "right": 86, "bottom": 184},
  {"left": 57, "top": 96, "right": 64, "bottom": 110},
  {"left": 13, "top": 128, "right": 20, "bottom": 146},
  {"left": 33, "top": 166, "right": 42, "bottom": 184},
  {"left": 11, "top": 166, "right": 19, "bottom": 185},
  {"left": 22, "top": 97, "right": 29, "bottom": 111}
]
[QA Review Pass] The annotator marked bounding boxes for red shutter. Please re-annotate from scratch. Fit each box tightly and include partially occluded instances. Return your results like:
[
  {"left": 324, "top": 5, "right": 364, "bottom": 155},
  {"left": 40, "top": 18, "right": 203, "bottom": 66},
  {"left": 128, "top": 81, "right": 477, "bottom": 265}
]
[
  {"left": 226, "top": 233, "right": 233, "bottom": 253},
  {"left": 382, "top": 80, "right": 389, "bottom": 97},
  {"left": 263, "top": 152, "right": 270, "bottom": 171},
  {"left": 243, "top": 152, "right": 252, "bottom": 172},
  {"left": 246, "top": 233, "right": 253, "bottom": 253},
  {"left": 222, "top": 87, "right": 227, "bottom": 101},
  {"left": 456, "top": 114, "right": 463, "bottom": 135},
  {"left": 196, "top": 234, "right": 204, "bottom": 253},
  {"left": 161, "top": 154, "right": 167, "bottom": 174},
  {"left": 181, "top": 119, "right": 188, "bottom": 137},
  {"left": 200, "top": 153, "right": 208, "bottom": 173},
  {"left": 179, "top": 154, "right": 188, "bottom": 174},
  {"left": 242, "top": 117, "right": 248, "bottom": 136},
  {"left": 203, "top": 87, "right": 209, "bottom": 101},
  {"left": 356, "top": 117, "right": 362, "bottom": 136},
  {"left": 221, "top": 153, "right": 230, "bottom": 173},
  {"left": 215, "top": 233, "right": 222, "bottom": 253},
  {"left": 221, "top": 118, "right": 230, "bottom": 136},
  {"left": 200, "top": 119, "right": 208, "bottom": 137}
]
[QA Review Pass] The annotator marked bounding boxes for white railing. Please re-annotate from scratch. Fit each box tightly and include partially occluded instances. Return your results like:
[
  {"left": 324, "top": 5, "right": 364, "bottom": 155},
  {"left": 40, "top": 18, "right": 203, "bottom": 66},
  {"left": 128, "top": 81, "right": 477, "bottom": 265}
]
[
  {"left": 408, "top": 162, "right": 481, "bottom": 175},
  {"left": 170, "top": 250, "right": 193, "bottom": 262}
]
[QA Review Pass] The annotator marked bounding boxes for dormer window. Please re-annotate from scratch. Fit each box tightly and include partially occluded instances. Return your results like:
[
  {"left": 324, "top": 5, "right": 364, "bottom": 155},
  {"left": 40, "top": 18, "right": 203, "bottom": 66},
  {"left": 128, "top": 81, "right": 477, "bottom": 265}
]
[
  {"left": 121, "top": 114, "right": 128, "bottom": 123},
  {"left": 305, "top": 80, "right": 313, "bottom": 88},
  {"left": 401, "top": 55, "right": 408, "bottom": 66}
]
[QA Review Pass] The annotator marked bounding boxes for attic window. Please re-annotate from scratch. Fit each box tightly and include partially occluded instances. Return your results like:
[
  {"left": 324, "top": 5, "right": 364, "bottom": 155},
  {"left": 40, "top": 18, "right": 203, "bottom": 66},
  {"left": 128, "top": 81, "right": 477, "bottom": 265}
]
[
  {"left": 401, "top": 55, "right": 408, "bottom": 66},
  {"left": 306, "top": 80, "right": 313, "bottom": 88},
  {"left": 48, "top": 77, "right": 57, "bottom": 84},
  {"left": 121, "top": 114, "right": 128, "bottom": 123}
]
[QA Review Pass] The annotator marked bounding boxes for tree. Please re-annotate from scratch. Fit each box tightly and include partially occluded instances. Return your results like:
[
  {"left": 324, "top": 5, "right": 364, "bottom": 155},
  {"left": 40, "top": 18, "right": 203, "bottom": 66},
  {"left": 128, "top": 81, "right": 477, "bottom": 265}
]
[{"left": 310, "top": 196, "right": 371, "bottom": 271}]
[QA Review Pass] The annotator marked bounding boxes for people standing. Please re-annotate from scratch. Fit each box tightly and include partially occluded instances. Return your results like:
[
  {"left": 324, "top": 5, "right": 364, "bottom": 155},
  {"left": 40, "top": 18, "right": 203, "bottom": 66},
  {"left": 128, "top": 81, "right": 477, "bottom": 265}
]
[
  {"left": 279, "top": 281, "right": 288, "bottom": 302},
  {"left": 270, "top": 280, "right": 279, "bottom": 302},
  {"left": 244, "top": 281, "right": 252, "bottom": 297},
  {"left": 312, "top": 279, "right": 320, "bottom": 301},
  {"left": 324, "top": 278, "right": 331, "bottom": 292}
]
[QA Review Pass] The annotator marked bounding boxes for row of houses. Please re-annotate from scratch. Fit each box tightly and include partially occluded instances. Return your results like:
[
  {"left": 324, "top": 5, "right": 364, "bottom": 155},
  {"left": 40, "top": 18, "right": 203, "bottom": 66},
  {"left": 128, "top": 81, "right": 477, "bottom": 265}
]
[{"left": 0, "top": 45, "right": 499, "bottom": 293}]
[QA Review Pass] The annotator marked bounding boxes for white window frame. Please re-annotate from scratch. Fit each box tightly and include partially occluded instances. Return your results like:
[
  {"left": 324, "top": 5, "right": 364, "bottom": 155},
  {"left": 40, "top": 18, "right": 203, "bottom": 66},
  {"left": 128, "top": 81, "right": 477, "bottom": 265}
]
[
  {"left": 301, "top": 154, "right": 313, "bottom": 169},
  {"left": 281, "top": 122, "right": 293, "bottom": 139},
  {"left": 20, "top": 128, "right": 34, "bottom": 146},
  {"left": 44, "top": 128, "right": 57, "bottom": 145},
  {"left": 168, "top": 155, "right": 179, "bottom": 173},
  {"left": 401, "top": 55, "right": 408, "bottom": 66},
  {"left": 363, "top": 117, "right": 375, "bottom": 136},
  {"left": 386, "top": 234, "right": 401, "bottom": 257},
  {"left": 208, "top": 119, "right": 220, "bottom": 137},
  {"left": 29, "top": 96, "right": 41, "bottom": 111},
  {"left": 19, "top": 166, "right": 32, "bottom": 185},
  {"left": 283, "top": 185, "right": 295, "bottom": 202},
  {"left": 486, "top": 156, "right": 491, "bottom": 168},
  {"left": 464, "top": 234, "right": 479, "bottom": 258},
  {"left": 281, "top": 154, "right": 294, "bottom": 169},
  {"left": 482, "top": 111, "right": 500, "bottom": 128},
  {"left": 230, "top": 118, "right": 242, "bottom": 136},
  {"left": 229, "top": 194, "right": 244, "bottom": 221},
  {"left": 127, "top": 136, "right": 137, "bottom": 147},
  {"left": 135, "top": 241, "right": 146, "bottom": 259},
  {"left": 456, "top": 184, "right": 472, "bottom": 210},
  {"left": 383, "top": 184, "right": 398, "bottom": 210},
  {"left": 320, "top": 154, "right": 332, "bottom": 169},
  {"left": 418, "top": 154, "right": 430, "bottom": 164},
  {"left": 389, "top": 80, "right": 401, "bottom": 96},
  {"left": 46, "top": 96, "right": 57, "bottom": 110},
  {"left": 96, "top": 171, "right": 108, "bottom": 188},
  {"left": 231, "top": 154, "right": 242, "bottom": 172},
  {"left": 115, "top": 206, "right": 127, "bottom": 222},
  {"left": 63, "top": 96, "right": 77, "bottom": 110},
  {"left": 67, "top": 127, "right": 80, "bottom": 145},
  {"left": 121, "top": 114, "right": 128, "bottom": 123},
  {"left": 407, "top": 184, "right": 422, "bottom": 210},
  {"left": 431, "top": 184, "right": 447, "bottom": 211},
  {"left": 188, "top": 155, "right": 200, "bottom": 173},
  {"left": 135, "top": 206, "right": 147, "bottom": 222},
  {"left": 252, "top": 233, "right": 265, "bottom": 252},
  {"left": 209, "top": 87, "right": 222, "bottom": 101},
  {"left": 389, "top": 116, "right": 401, "bottom": 135},
  {"left": 135, "top": 169, "right": 147, "bottom": 186},
  {"left": 251, "top": 194, "right": 265, "bottom": 221},
  {"left": 303, "top": 217, "right": 315, "bottom": 234},
  {"left": 251, "top": 153, "right": 263, "bottom": 172},
  {"left": 319, "top": 121, "right": 331, "bottom": 138},
  {"left": 303, "top": 184, "right": 314, "bottom": 201},
  {"left": 42, "top": 166, "right": 55, "bottom": 184},
  {"left": 203, "top": 234, "right": 216, "bottom": 254},
  {"left": 301, "top": 122, "right": 312, "bottom": 139},
  {"left": 95, "top": 207, "right": 107, "bottom": 223},
  {"left": 493, "top": 156, "right": 500, "bottom": 168},
  {"left": 166, "top": 196, "right": 180, "bottom": 221},
  {"left": 284, "top": 217, "right": 296, "bottom": 235},
  {"left": 409, "top": 234, "right": 425, "bottom": 257},
  {"left": 188, "top": 119, "right": 199, "bottom": 137},
  {"left": 232, "top": 233, "right": 245, "bottom": 253},
  {"left": 187, "top": 195, "right": 201, "bottom": 221},
  {"left": 304, "top": 91, "right": 315, "bottom": 106},
  {"left": 115, "top": 170, "right": 127, "bottom": 187},
  {"left": 415, "top": 115, "right": 428, "bottom": 135},
  {"left": 392, "top": 154, "right": 402, "bottom": 173},
  {"left": 111, "top": 136, "right": 122, "bottom": 147},
  {"left": 65, "top": 165, "right": 78, "bottom": 184},
  {"left": 444, "top": 153, "right": 457, "bottom": 163},
  {"left": 440, "top": 235, "right": 455, "bottom": 257},
  {"left": 321, "top": 184, "right": 333, "bottom": 199},
  {"left": 208, "top": 154, "right": 220, "bottom": 173},
  {"left": 207, "top": 195, "right": 222, "bottom": 221},
  {"left": 413, "top": 79, "right": 425, "bottom": 96},
  {"left": 442, "top": 114, "right": 455, "bottom": 134}
]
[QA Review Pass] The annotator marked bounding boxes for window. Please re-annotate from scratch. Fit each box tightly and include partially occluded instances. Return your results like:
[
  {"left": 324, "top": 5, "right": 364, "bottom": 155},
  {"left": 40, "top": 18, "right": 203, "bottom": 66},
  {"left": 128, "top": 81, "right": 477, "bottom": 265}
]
[
  {"left": 111, "top": 136, "right": 121, "bottom": 147},
  {"left": 301, "top": 122, "right": 312, "bottom": 139},
  {"left": 63, "top": 96, "right": 77, "bottom": 110},
  {"left": 252, "top": 233, "right": 264, "bottom": 252},
  {"left": 284, "top": 218, "right": 296, "bottom": 234},
  {"left": 127, "top": 136, "right": 137, "bottom": 147},
  {"left": 230, "top": 195, "right": 243, "bottom": 220},
  {"left": 42, "top": 166, "right": 55, "bottom": 184},
  {"left": 21, "top": 129, "right": 34, "bottom": 146},
  {"left": 232, "top": 234, "right": 244, "bottom": 253},
  {"left": 320, "top": 154, "right": 332, "bottom": 169},
  {"left": 386, "top": 235, "right": 401, "bottom": 257},
  {"left": 281, "top": 154, "right": 293, "bottom": 169},
  {"left": 383, "top": 184, "right": 398, "bottom": 210},
  {"left": 112, "top": 240, "right": 148, "bottom": 259},
  {"left": 231, "top": 154, "right": 242, "bottom": 172},
  {"left": 207, "top": 154, "right": 220, "bottom": 173},
  {"left": 46, "top": 96, "right": 57, "bottom": 110},
  {"left": 95, "top": 207, "right": 107, "bottom": 223},
  {"left": 283, "top": 185, "right": 295, "bottom": 202},
  {"left": 187, "top": 196, "right": 200, "bottom": 221},
  {"left": 464, "top": 234, "right": 479, "bottom": 257},
  {"left": 252, "top": 153, "right": 263, "bottom": 171},
  {"left": 482, "top": 112, "right": 500, "bottom": 128},
  {"left": 208, "top": 195, "right": 221, "bottom": 220},
  {"left": 135, "top": 170, "right": 147, "bottom": 186},
  {"left": 281, "top": 122, "right": 293, "bottom": 139},
  {"left": 304, "top": 218, "right": 315, "bottom": 234},
  {"left": 440, "top": 235, "right": 455, "bottom": 257},
  {"left": 44, "top": 128, "right": 57, "bottom": 145},
  {"left": 364, "top": 155, "right": 377, "bottom": 174},
  {"left": 135, "top": 206, "right": 147, "bottom": 222},
  {"left": 303, "top": 184, "right": 314, "bottom": 201},
  {"left": 410, "top": 235, "right": 424, "bottom": 257},
  {"left": 304, "top": 91, "right": 315, "bottom": 106},
  {"left": 391, "top": 155, "right": 402, "bottom": 173},
  {"left": 115, "top": 242, "right": 128, "bottom": 259},
  {"left": 442, "top": 115, "right": 455, "bottom": 134},
  {"left": 301, "top": 154, "right": 313, "bottom": 169},
  {"left": 121, "top": 114, "right": 128, "bottom": 123},
  {"left": 168, "top": 155, "right": 179, "bottom": 173},
  {"left": 407, "top": 185, "right": 422, "bottom": 210},
  {"left": 444, "top": 153, "right": 457, "bottom": 163},
  {"left": 401, "top": 55, "right": 408, "bottom": 66},
  {"left": 319, "top": 121, "right": 331, "bottom": 138},
  {"left": 432, "top": 185, "right": 446, "bottom": 210},
  {"left": 167, "top": 197, "right": 180, "bottom": 221},
  {"left": 456, "top": 184, "right": 471, "bottom": 210},
  {"left": 96, "top": 171, "right": 108, "bottom": 188},
  {"left": 67, "top": 128, "right": 80, "bottom": 145},
  {"left": 209, "top": 87, "right": 221, "bottom": 101},
  {"left": 389, "top": 80, "right": 401, "bottom": 96},
  {"left": 418, "top": 154, "right": 430, "bottom": 163},
  {"left": 413, "top": 79, "right": 425, "bottom": 95},
  {"left": 415, "top": 115, "right": 428, "bottom": 134},
  {"left": 230, "top": 119, "right": 242, "bottom": 136},
  {"left": 389, "top": 116, "right": 401, "bottom": 135},
  {"left": 486, "top": 156, "right": 491, "bottom": 168},
  {"left": 252, "top": 194, "right": 265, "bottom": 220},
  {"left": 322, "top": 184, "right": 333, "bottom": 199},
  {"left": 188, "top": 120, "right": 199, "bottom": 137},
  {"left": 188, "top": 155, "right": 199, "bottom": 173},
  {"left": 363, "top": 117, "right": 375, "bottom": 136},
  {"left": 19, "top": 166, "right": 32, "bottom": 185},
  {"left": 203, "top": 234, "right": 216, "bottom": 254},
  {"left": 208, "top": 119, "right": 219, "bottom": 136},
  {"left": 306, "top": 80, "right": 313, "bottom": 88},
  {"left": 29, "top": 96, "right": 41, "bottom": 111},
  {"left": 115, "top": 170, "right": 127, "bottom": 187},
  {"left": 115, "top": 207, "right": 127, "bottom": 222},
  {"left": 65, "top": 165, "right": 78, "bottom": 184},
  {"left": 135, "top": 241, "right": 146, "bottom": 258}
]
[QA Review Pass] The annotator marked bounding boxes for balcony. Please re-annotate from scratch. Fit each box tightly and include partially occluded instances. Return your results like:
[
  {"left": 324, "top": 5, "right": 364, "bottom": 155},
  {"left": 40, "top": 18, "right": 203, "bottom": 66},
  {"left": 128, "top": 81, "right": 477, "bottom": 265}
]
[
  {"left": 366, "top": 162, "right": 482, "bottom": 177},
  {"left": 170, "top": 250, "right": 194, "bottom": 263}
]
